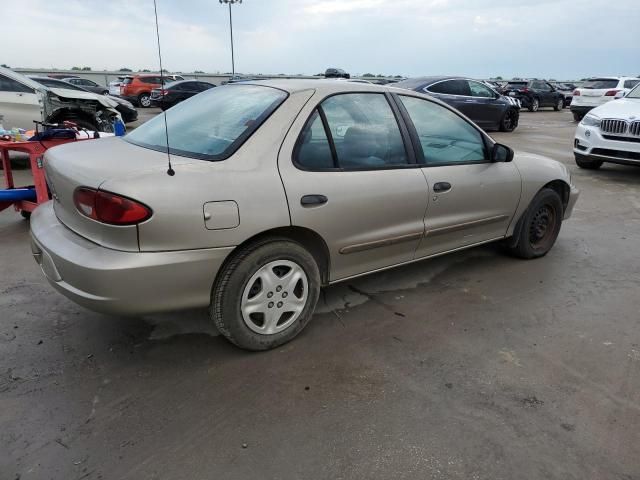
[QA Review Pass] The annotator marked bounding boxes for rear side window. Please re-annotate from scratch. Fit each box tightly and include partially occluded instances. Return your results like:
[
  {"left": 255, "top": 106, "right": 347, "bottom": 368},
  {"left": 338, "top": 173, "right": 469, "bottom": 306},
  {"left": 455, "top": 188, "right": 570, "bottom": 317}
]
[
  {"left": 582, "top": 79, "right": 619, "bottom": 89},
  {"left": 399, "top": 95, "right": 486, "bottom": 166},
  {"left": 0, "top": 74, "right": 34, "bottom": 93},
  {"left": 126, "top": 84, "right": 287, "bottom": 161},
  {"left": 295, "top": 93, "right": 409, "bottom": 170},
  {"left": 122, "top": 77, "right": 133, "bottom": 85},
  {"left": 427, "top": 80, "right": 471, "bottom": 96}
]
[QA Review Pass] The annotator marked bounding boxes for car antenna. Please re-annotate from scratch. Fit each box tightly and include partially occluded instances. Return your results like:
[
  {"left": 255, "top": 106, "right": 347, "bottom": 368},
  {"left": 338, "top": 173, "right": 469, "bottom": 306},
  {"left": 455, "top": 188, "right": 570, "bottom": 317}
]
[{"left": 152, "top": 0, "right": 174, "bottom": 176}]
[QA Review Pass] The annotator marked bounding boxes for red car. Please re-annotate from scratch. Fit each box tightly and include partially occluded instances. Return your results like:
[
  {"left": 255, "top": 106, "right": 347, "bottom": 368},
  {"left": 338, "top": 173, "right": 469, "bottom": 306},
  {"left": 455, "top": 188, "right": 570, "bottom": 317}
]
[{"left": 118, "top": 74, "right": 184, "bottom": 107}]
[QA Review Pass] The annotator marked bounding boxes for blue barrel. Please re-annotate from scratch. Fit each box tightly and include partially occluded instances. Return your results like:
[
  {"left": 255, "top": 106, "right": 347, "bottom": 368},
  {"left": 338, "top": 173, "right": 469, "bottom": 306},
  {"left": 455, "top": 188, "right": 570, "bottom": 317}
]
[{"left": 0, "top": 188, "right": 37, "bottom": 202}]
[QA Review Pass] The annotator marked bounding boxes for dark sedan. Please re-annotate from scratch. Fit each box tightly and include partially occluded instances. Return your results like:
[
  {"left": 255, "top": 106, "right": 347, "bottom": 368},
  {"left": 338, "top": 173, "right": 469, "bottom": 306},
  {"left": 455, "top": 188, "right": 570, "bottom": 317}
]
[
  {"left": 150, "top": 80, "right": 215, "bottom": 109},
  {"left": 394, "top": 76, "right": 520, "bottom": 132}
]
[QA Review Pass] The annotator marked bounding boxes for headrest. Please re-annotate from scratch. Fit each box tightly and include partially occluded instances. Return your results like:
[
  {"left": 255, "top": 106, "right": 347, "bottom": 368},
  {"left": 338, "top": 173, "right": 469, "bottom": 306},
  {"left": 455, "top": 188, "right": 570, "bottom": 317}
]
[{"left": 343, "top": 126, "right": 377, "bottom": 158}]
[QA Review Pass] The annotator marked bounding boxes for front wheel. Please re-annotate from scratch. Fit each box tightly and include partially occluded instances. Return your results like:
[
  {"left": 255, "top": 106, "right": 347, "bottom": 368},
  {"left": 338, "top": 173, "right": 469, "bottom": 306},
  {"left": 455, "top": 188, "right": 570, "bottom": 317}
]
[
  {"left": 211, "top": 239, "right": 321, "bottom": 351},
  {"left": 506, "top": 188, "right": 563, "bottom": 259},
  {"left": 575, "top": 154, "right": 603, "bottom": 170},
  {"left": 528, "top": 97, "right": 540, "bottom": 112},
  {"left": 499, "top": 109, "right": 519, "bottom": 132}
]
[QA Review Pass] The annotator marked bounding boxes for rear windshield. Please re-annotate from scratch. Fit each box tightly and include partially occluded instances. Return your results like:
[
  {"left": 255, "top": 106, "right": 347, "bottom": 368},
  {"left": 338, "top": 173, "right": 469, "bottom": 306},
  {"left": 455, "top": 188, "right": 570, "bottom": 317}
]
[
  {"left": 122, "top": 77, "right": 133, "bottom": 84},
  {"left": 125, "top": 84, "right": 288, "bottom": 161},
  {"left": 582, "top": 79, "right": 618, "bottom": 89},
  {"left": 506, "top": 82, "right": 527, "bottom": 88}
]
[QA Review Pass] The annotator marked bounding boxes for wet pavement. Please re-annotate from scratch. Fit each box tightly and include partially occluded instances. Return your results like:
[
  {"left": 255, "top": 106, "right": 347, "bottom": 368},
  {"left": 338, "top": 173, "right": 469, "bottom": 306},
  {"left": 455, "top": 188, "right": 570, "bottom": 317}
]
[{"left": 1, "top": 110, "right": 639, "bottom": 480}]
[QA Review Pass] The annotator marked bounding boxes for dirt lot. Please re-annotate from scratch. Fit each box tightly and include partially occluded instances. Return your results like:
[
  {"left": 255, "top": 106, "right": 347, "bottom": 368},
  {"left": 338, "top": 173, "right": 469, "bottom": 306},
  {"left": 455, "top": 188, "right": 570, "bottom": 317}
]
[{"left": 1, "top": 109, "right": 639, "bottom": 480}]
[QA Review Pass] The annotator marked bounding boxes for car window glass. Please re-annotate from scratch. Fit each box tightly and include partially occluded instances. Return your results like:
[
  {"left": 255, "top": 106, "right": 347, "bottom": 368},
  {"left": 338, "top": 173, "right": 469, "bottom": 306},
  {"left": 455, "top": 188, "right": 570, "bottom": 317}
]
[
  {"left": 582, "top": 79, "right": 618, "bottom": 89},
  {"left": 198, "top": 82, "right": 213, "bottom": 91},
  {"left": 295, "top": 109, "right": 335, "bottom": 170},
  {"left": 321, "top": 93, "right": 408, "bottom": 168},
  {"left": 428, "top": 80, "right": 471, "bottom": 96},
  {"left": 468, "top": 81, "right": 495, "bottom": 98},
  {"left": 624, "top": 80, "right": 639, "bottom": 89},
  {"left": 0, "top": 74, "right": 34, "bottom": 93},
  {"left": 126, "top": 84, "right": 287, "bottom": 160},
  {"left": 399, "top": 95, "right": 486, "bottom": 166}
]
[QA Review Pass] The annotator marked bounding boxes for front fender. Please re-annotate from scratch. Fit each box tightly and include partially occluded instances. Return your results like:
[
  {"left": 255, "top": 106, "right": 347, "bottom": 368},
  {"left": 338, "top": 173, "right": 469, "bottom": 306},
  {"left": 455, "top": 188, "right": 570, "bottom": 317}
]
[{"left": 506, "top": 152, "right": 573, "bottom": 236}]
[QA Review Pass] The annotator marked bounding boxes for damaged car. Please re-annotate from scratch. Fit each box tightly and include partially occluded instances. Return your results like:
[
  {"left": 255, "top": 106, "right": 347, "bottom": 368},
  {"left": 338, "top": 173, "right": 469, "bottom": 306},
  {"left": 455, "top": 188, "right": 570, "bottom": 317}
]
[{"left": 0, "top": 66, "right": 120, "bottom": 132}]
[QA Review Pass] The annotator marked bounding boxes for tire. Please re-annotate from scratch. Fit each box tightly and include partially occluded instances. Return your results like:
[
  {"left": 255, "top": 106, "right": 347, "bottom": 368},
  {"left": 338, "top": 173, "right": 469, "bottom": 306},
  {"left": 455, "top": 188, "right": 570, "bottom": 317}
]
[
  {"left": 572, "top": 112, "right": 584, "bottom": 122},
  {"left": 20, "top": 210, "right": 31, "bottom": 220},
  {"left": 506, "top": 188, "right": 563, "bottom": 259},
  {"left": 553, "top": 97, "right": 563, "bottom": 111},
  {"left": 138, "top": 93, "right": 151, "bottom": 108},
  {"left": 528, "top": 97, "right": 540, "bottom": 112},
  {"left": 575, "top": 154, "right": 603, "bottom": 170},
  {"left": 101, "top": 90, "right": 108, "bottom": 95},
  {"left": 499, "top": 108, "right": 519, "bottom": 132},
  {"left": 211, "top": 238, "right": 321, "bottom": 351}
]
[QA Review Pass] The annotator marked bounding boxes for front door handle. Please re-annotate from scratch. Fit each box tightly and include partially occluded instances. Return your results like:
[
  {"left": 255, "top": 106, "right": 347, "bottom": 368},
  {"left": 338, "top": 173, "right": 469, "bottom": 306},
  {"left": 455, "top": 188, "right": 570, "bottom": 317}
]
[
  {"left": 301, "top": 194, "right": 328, "bottom": 207},
  {"left": 433, "top": 182, "right": 452, "bottom": 193}
]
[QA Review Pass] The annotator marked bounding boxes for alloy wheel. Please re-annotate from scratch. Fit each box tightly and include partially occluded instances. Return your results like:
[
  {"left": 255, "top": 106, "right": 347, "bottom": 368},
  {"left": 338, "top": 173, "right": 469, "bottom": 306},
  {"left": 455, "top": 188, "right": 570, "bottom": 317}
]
[{"left": 241, "top": 260, "right": 309, "bottom": 335}]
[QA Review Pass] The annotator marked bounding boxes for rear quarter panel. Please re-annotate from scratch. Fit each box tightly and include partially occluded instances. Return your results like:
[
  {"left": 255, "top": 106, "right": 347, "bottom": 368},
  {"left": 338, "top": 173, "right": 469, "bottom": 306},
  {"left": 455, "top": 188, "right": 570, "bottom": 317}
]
[{"left": 102, "top": 88, "right": 316, "bottom": 252}]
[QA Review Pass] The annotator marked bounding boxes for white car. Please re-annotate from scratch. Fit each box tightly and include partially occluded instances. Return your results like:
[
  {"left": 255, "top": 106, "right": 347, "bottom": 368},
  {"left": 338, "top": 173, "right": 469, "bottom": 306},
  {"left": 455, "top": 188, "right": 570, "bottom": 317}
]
[
  {"left": 0, "top": 66, "right": 121, "bottom": 132},
  {"left": 574, "top": 83, "right": 640, "bottom": 169},
  {"left": 570, "top": 77, "right": 640, "bottom": 121}
]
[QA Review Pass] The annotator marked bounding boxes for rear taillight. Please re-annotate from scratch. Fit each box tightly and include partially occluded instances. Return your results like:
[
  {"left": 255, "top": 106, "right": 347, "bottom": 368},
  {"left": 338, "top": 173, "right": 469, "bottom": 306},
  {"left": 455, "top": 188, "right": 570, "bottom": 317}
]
[
  {"left": 73, "top": 187, "right": 152, "bottom": 225},
  {"left": 521, "top": 87, "right": 529, "bottom": 93},
  {"left": 604, "top": 90, "right": 620, "bottom": 96},
  {"left": 573, "top": 90, "right": 580, "bottom": 96},
  {"left": 160, "top": 89, "right": 168, "bottom": 96}
]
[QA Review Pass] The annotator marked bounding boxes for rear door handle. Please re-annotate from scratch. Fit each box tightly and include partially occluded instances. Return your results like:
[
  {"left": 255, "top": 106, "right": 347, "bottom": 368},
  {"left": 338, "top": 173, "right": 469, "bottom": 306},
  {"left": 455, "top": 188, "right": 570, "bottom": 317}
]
[
  {"left": 433, "top": 182, "right": 451, "bottom": 193},
  {"left": 301, "top": 194, "right": 328, "bottom": 207}
]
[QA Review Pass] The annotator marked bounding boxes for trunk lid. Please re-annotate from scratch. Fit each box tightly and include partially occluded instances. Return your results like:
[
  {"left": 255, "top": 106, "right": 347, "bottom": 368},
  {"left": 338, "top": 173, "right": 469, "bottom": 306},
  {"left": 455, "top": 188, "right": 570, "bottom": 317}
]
[{"left": 44, "top": 137, "right": 193, "bottom": 251}]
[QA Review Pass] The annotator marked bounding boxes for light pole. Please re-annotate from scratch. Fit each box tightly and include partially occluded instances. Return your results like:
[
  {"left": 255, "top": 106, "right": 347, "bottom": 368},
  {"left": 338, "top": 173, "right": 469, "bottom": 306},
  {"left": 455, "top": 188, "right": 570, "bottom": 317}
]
[{"left": 219, "top": 0, "right": 242, "bottom": 77}]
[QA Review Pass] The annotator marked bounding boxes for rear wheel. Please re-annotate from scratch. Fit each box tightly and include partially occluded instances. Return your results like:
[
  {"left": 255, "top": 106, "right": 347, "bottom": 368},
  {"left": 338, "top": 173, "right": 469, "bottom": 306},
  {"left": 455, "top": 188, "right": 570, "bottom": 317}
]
[
  {"left": 211, "top": 239, "right": 321, "bottom": 351},
  {"left": 553, "top": 97, "right": 563, "bottom": 111},
  {"left": 138, "top": 93, "right": 151, "bottom": 108},
  {"left": 575, "top": 154, "right": 603, "bottom": 169},
  {"left": 528, "top": 97, "right": 540, "bottom": 112},
  {"left": 499, "top": 109, "right": 519, "bottom": 132},
  {"left": 506, "top": 188, "right": 563, "bottom": 259},
  {"left": 572, "top": 112, "right": 584, "bottom": 122},
  {"left": 20, "top": 210, "right": 31, "bottom": 220}
]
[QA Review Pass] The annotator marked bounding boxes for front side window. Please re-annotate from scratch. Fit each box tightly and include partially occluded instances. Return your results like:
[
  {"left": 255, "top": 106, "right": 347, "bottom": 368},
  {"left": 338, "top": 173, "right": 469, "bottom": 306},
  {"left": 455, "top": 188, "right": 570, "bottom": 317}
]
[
  {"left": 468, "top": 81, "right": 495, "bottom": 98},
  {"left": 399, "top": 95, "right": 487, "bottom": 166},
  {"left": 296, "top": 93, "right": 409, "bottom": 170},
  {"left": 126, "top": 84, "right": 287, "bottom": 160}
]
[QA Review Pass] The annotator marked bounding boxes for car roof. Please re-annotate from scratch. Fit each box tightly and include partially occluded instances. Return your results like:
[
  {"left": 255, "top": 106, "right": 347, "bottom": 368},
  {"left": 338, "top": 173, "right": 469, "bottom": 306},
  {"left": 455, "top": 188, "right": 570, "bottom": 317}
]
[
  {"left": 234, "top": 78, "right": 395, "bottom": 95},
  {"left": 393, "top": 76, "right": 462, "bottom": 89}
]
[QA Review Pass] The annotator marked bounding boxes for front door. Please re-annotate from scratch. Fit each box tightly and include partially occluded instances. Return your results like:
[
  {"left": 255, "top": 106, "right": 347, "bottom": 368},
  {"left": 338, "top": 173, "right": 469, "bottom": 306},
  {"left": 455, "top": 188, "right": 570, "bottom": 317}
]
[
  {"left": 395, "top": 94, "right": 521, "bottom": 258},
  {"left": 278, "top": 92, "right": 429, "bottom": 281},
  {"left": 0, "top": 73, "right": 42, "bottom": 130}
]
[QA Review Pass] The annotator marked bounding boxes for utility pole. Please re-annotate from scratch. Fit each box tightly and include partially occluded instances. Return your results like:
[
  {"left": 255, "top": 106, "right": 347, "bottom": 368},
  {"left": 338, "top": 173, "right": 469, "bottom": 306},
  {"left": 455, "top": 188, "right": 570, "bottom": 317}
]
[{"left": 219, "top": 0, "right": 242, "bottom": 77}]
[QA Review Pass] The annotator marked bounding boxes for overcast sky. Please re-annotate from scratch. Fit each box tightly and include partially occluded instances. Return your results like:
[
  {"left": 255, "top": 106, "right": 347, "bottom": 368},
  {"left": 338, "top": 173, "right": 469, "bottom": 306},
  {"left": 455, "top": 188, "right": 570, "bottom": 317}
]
[{"left": 4, "top": 0, "right": 639, "bottom": 79}]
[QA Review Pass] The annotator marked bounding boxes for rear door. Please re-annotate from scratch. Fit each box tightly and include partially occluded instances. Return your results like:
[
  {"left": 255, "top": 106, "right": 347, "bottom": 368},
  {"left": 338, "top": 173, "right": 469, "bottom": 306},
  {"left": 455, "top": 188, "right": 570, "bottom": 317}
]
[
  {"left": 465, "top": 80, "right": 503, "bottom": 128},
  {"left": 395, "top": 94, "right": 521, "bottom": 257},
  {"left": 425, "top": 79, "right": 470, "bottom": 115},
  {"left": 0, "top": 73, "right": 42, "bottom": 130},
  {"left": 278, "top": 92, "right": 430, "bottom": 281}
]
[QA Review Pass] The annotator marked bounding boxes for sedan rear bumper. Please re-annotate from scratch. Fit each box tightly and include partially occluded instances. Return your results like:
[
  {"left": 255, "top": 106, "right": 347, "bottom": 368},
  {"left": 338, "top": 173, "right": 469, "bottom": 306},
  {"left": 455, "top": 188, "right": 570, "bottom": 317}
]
[{"left": 30, "top": 202, "right": 234, "bottom": 316}]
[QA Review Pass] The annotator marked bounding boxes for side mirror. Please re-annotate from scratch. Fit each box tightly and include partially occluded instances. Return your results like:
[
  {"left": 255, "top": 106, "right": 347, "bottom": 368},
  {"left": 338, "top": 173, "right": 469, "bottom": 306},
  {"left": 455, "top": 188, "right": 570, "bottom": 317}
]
[
  {"left": 614, "top": 91, "right": 625, "bottom": 99},
  {"left": 492, "top": 143, "right": 514, "bottom": 163}
]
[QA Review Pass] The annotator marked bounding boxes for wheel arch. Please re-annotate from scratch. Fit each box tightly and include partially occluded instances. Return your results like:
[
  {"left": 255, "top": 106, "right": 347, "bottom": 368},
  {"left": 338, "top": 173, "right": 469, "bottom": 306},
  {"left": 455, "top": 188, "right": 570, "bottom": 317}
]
[{"left": 217, "top": 226, "right": 331, "bottom": 287}]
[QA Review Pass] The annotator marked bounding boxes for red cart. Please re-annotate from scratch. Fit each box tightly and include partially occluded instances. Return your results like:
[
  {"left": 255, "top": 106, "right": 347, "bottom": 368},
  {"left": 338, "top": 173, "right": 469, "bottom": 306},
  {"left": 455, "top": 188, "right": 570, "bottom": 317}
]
[{"left": 0, "top": 138, "right": 83, "bottom": 218}]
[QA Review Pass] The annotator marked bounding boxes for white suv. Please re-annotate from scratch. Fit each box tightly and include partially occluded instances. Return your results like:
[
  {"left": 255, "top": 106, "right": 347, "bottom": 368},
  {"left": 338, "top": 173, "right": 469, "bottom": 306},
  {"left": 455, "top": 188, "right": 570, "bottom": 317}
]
[
  {"left": 571, "top": 77, "right": 640, "bottom": 121},
  {"left": 574, "top": 83, "right": 640, "bottom": 169}
]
